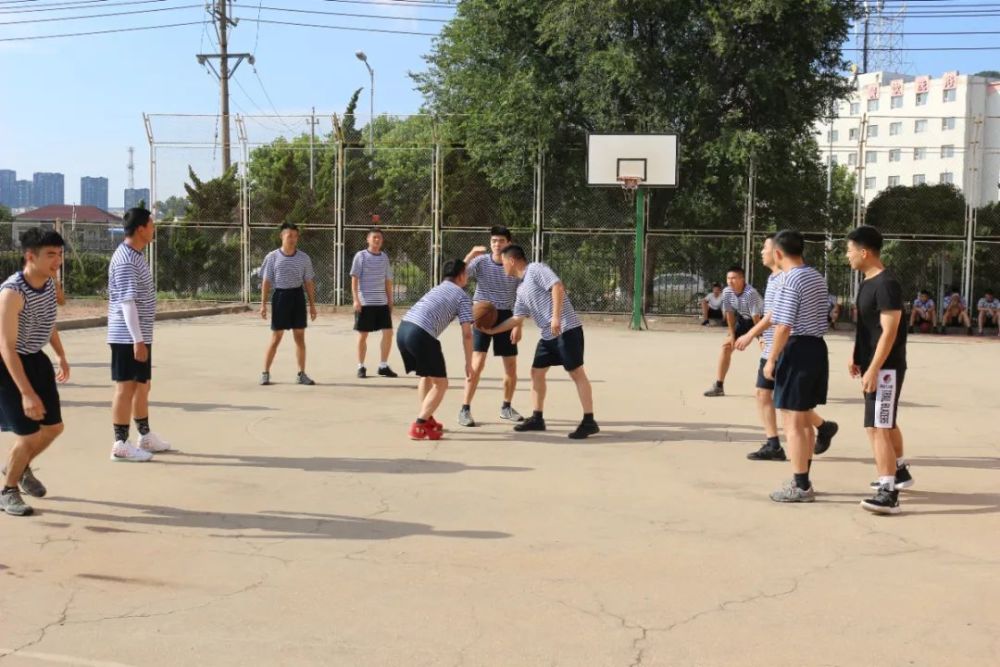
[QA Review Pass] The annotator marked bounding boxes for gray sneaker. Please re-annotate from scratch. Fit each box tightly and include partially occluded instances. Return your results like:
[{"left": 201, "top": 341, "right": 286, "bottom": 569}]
[
  {"left": 1, "top": 487, "right": 33, "bottom": 516},
  {"left": 1, "top": 465, "right": 45, "bottom": 498},
  {"left": 499, "top": 405, "right": 524, "bottom": 422},
  {"left": 703, "top": 383, "right": 724, "bottom": 397},
  {"left": 458, "top": 406, "right": 476, "bottom": 427},
  {"left": 769, "top": 480, "right": 816, "bottom": 503},
  {"left": 260, "top": 371, "right": 271, "bottom": 386},
  {"left": 297, "top": 371, "right": 315, "bottom": 386}
]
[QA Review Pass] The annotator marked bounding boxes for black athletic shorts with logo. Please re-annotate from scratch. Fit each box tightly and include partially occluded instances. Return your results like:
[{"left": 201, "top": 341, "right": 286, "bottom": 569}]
[
  {"left": 773, "top": 336, "right": 828, "bottom": 412},
  {"left": 396, "top": 321, "right": 446, "bottom": 378},
  {"left": 271, "top": 287, "right": 307, "bottom": 331},
  {"left": 532, "top": 326, "right": 585, "bottom": 372},
  {"left": 734, "top": 316, "right": 754, "bottom": 338},
  {"left": 472, "top": 308, "right": 517, "bottom": 357},
  {"left": 355, "top": 305, "right": 393, "bottom": 332},
  {"left": 0, "top": 351, "right": 62, "bottom": 435},
  {"left": 863, "top": 367, "right": 905, "bottom": 429},
  {"left": 110, "top": 343, "right": 152, "bottom": 383},
  {"left": 755, "top": 357, "right": 775, "bottom": 390}
]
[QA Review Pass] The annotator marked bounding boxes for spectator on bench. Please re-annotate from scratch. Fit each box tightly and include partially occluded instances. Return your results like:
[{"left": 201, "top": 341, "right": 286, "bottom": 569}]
[
  {"left": 977, "top": 289, "right": 1000, "bottom": 336},
  {"left": 700, "top": 282, "right": 725, "bottom": 326},
  {"left": 940, "top": 287, "right": 972, "bottom": 335},
  {"left": 909, "top": 289, "right": 936, "bottom": 333}
]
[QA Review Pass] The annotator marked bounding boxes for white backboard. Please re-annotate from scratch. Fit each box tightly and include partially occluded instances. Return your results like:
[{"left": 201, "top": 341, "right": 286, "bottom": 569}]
[{"left": 586, "top": 133, "right": 678, "bottom": 188}]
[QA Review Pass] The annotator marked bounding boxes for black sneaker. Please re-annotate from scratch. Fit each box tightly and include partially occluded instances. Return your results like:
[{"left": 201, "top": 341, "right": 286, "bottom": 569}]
[
  {"left": 703, "top": 383, "right": 724, "bottom": 397},
  {"left": 701, "top": 319, "right": 710, "bottom": 326},
  {"left": 861, "top": 486, "right": 900, "bottom": 515},
  {"left": 814, "top": 421, "right": 839, "bottom": 455},
  {"left": 357, "top": 367, "right": 367, "bottom": 379},
  {"left": 870, "top": 464, "right": 914, "bottom": 490},
  {"left": 0, "top": 487, "right": 33, "bottom": 516},
  {"left": 513, "top": 416, "right": 546, "bottom": 432},
  {"left": 568, "top": 420, "right": 600, "bottom": 440},
  {"left": 747, "top": 443, "right": 787, "bottom": 461},
  {"left": 377, "top": 366, "right": 398, "bottom": 378},
  {"left": 2, "top": 466, "right": 46, "bottom": 497}
]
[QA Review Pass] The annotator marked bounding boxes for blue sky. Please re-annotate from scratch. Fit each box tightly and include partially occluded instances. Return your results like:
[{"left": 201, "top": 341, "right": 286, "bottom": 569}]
[{"left": 0, "top": 0, "right": 997, "bottom": 206}]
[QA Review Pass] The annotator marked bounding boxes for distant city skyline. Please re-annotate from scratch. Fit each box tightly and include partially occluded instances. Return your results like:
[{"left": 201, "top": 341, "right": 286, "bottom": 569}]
[{"left": 1, "top": 166, "right": 149, "bottom": 210}]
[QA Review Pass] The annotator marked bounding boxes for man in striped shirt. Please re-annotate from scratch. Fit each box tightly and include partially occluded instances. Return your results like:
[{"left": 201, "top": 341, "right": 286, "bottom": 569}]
[
  {"left": 703, "top": 266, "right": 763, "bottom": 397},
  {"left": 736, "top": 235, "right": 838, "bottom": 462},
  {"left": 351, "top": 228, "right": 398, "bottom": 379},
  {"left": 397, "top": 259, "right": 474, "bottom": 441},
  {"left": 763, "top": 230, "right": 830, "bottom": 503},
  {"left": 480, "top": 245, "right": 599, "bottom": 439},
  {"left": 259, "top": 222, "right": 318, "bottom": 386},
  {"left": 458, "top": 225, "right": 524, "bottom": 427},
  {"left": 107, "top": 208, "right": 169, "bottom": 463},
  {"left": 0, "top": 229, "right": 70, "bottom": 516}
]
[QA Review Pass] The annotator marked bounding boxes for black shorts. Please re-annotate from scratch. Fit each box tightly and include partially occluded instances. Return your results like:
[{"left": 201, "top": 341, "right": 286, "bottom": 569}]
[
  {"left": 755, "top": 357, "right": 774, "bottom": 390},
  {"left": 532, "top": 326, "right": 585, "bottom": 372},
  {"left": 707, "top": 307, "right": 723, "bottom": 320},
  {"left": 271, "top": 287, "right": 307, "bottom": 331},
  {"left": 110, "top": 343, "right": 152, "bottom": 383},
  {"left": 354, "top": 304, "right": 393, "bottom": 332},
  {"left": 734, "top": 316, "right": 754, "bottom": 338},
  {"left": 773, "top": 336, "right": 828, "bottom": 412},
  {"left": 396, "top": 321, "right": 446, "bottom": 378},
  {"left": 864, "top": 368, "right": 905, "bottom": 429},
  {"left": 0, "top": 351, "right": 62, "bottom": 435},
  {"left": 473, "top": 308, "right": 518, "bottom": 357}
]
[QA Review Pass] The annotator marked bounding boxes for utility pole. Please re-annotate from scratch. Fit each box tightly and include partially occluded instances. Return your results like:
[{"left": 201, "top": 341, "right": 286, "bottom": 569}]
[
  {"left": 197, "top": 1, "right": 253, "bottom": 173},
  {"left": 127, "top": 146, "right": 135, "bottom": 189},
  {"left": 309, "top": 107, "right": 320, "bottom": 190}
]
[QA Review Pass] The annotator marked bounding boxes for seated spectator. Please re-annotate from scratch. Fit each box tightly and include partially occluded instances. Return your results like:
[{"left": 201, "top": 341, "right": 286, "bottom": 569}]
[
  {"left": 700, "top": 282, "right": 725, "bottom": 326},
  {"left": 828, "top": 294, "right": 842, "bottom": 329},
  {"left": 909, "top": 289, "right": 936, "bottom": 332},
  {"left": 977, "top": 289, "right": 1000, "bottom": 336},
  {"left": 940, "top": 286, "right": 972, "bottom": 334}
]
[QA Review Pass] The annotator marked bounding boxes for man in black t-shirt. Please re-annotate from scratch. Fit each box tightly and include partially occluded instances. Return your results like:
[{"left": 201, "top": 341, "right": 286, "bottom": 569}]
[{"left": 846, "top": 226, "right": 913, "bottom": 516}]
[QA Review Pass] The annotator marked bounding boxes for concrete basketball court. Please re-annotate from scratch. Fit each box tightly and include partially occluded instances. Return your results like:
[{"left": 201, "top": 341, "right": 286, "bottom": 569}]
[{"left": 2, "top": 312, "right": 998, "bottom": 666}]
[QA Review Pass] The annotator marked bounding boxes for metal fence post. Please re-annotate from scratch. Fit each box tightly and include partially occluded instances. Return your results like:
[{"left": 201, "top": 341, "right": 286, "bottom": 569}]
[
  {"left": 533, "top": 147, "right": 544, "bottom": 263},
  {"left": 334, "top": 115, "right": 346, "bottom": 306},
  {"left": 743, "top": 159, "right": 756, "bottom": 283}
]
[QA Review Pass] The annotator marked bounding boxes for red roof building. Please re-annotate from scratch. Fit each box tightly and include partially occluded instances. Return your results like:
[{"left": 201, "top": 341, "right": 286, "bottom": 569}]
[{"left": 16, "top": 205, "right": 122, "bottom": 224}]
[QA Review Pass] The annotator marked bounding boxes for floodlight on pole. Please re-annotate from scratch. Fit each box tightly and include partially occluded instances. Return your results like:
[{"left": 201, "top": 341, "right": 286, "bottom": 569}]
[{"left": 355, "top": 51, "right": 375, "bottom": 157}]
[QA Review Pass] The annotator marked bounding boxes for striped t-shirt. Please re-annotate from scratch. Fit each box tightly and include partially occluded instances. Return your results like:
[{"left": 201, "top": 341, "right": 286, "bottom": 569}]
[
  {"left": 722, "top": 284, "right": 763, "bottom": 320},
  {"left": 513, "top": 263, "right": 582, "bottom": 341},
  {"left": 349, "top": 250, "right": 392, "bottom": 306},
  {"left": 978, "top": 297, "right": 1000, "bottom": 311},
  {"left": 0, "top": 272, "right": 56, "bottom": 355},
  {"left": 466, "top": 254, "right": 519, "bottom": 310},
  {"left": 760, "top": 271, "right": 782, "bottom": 359},
  {"left": 262, "top": 249, "right": 315, "bottom": 290},
  {"left": 108, "top": 242, "right": 156, "bottom": 344},
  {"left": 771, "top": 265, "right": 829, "bottom": 337},
  {"left": 402, "top": 281, "right": 474, "bottom": 338}
]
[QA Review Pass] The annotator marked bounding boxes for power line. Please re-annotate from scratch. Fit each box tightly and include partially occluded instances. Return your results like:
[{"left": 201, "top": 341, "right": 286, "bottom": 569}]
[
  {"left": 0, "top": 4, "right": 201, "bottom": 25},
  {"left": 0, "top": 20, "right": 202, "bottom": 41},
  {"left": 320, "top": 0, "right": 455, "bottom": 8},
  {"left": 0, "top": 0, "right": 179, "bottom": 15},
  {"left": 234, "top": 16, "right": 438, "bottom": 37},
  {"left": 256, "top": 5, "right": 449, "bottom": 24}
]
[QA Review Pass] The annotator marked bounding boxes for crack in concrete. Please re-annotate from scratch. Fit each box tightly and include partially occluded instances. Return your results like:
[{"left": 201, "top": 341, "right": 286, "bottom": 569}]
[{"left": 0, "top": 589, "right": 76, "bottom": 662}]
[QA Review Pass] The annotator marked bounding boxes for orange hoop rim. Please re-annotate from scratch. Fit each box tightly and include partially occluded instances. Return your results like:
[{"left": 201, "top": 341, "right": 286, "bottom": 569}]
[{"left": 617, "top": 176, "right": 643, "bottom": 190}]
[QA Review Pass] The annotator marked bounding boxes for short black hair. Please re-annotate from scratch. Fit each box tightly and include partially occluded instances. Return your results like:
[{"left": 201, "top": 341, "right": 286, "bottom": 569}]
[
  {"left": 764, "top": 233, "right": 776, "bottom": 241},
  {"left": 986, "top": 288, "right": 994, "bottom": 295},
  {"left": 711, "top": 282, "right": 722, "bottom": 289},
  {"left": 280, "top": 222, "right": 299, "bottom": 232},
  {"left": 774, "top": 229, "right": 805, "bottom": 257},
  {"left": 490, "top": 225, "right": 512, "bottom": 240},
  {"left": 726, "top": 265, "right": 745, "bottom": 276},
  {"left": 441, "top": 258, "right": 466, "bottom": 280},
  {"left": 367, "top": 227, "right": 384, "bottom": 237},
  {"left": 500, "top": 245, "right": 527, "bottom": 262},
  {"left": 919, "top": 289, "right": 930, "bottom": 296},
  {"left": 20, "top": 228, "right": 65, "bottom": 254},
  {"left": 123, "top": 207, "right": 152, "bottom": 236},
  {"left": 847, "top": 225, "right": 883, "bottom": 253}
]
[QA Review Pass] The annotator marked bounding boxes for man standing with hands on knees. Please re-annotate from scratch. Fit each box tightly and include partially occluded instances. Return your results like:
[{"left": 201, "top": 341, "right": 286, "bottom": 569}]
[
  {"left": 480, "top": 245, "right": 598, "bottom": 439},
  {"left": 107, "top": 207, "right": 170, "bottom": 462}
]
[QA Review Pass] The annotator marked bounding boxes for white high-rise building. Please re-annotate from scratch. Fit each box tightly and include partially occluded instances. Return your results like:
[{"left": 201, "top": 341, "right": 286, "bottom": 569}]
[{"left": 816, "top": 70, "right": 1000, "bottom": 207}]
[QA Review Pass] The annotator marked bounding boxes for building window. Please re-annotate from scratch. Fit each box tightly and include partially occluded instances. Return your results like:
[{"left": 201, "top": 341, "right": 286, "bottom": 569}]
[
  {"left": 868, "top": 125, "right": 879, "bottom": 138},
  {"left": 866, "top": 150, "right": 878, "bottom": 164},
  {"left": 830, "top": 154, "right": 839, "bottom": 165},
  {"left": 943, "top": 88, "right": 957, "bottom": 102},
  {"left": 916, "top": 92, "right": 928, "bottom": 106},
  {"left": 849, "top": 127, "right": 859, "bottom": 141},
  {"left": 913, "top": 174, "right": 926, "bottom": 185},
  {"left": 941, "top": 145, "right": 955, "bottom": 158},
  {"left": 889, "top": 149, "right": 901, "bottom": 162},
  {"left": 940, "top": 172, "right": 954, "bottom": 184},
  {"left": 848, "top": 153, "right": 858, "bottom": 166},
  {"left": 942, "top": 117, "right": 956, "bottom": 130},
  {"left": 865, "top": 176, "right": 877, "bottom": 190},
  {"left": 891, "top": 96, "right": 903, "bottom": 109},
  {"left": 888, "top": 175, "right": 901, "bottom": 187},
  {"left": 867, "top": 98, "right": 879, "bottom": 112},
  {"left": 914, "top": 119, "right": 928, "bottom": 133},
  {"left": 850, "top": 102, "right": 861, "bottom": 115},
  {"left": 827, "top": 129, "right": 839, "bottom": 142},
  {"left": 914, "top": 147, "right": 927, "bottom": 160},
  {"left": 890, "top": 121, "right": 902, "bottom": 136}
]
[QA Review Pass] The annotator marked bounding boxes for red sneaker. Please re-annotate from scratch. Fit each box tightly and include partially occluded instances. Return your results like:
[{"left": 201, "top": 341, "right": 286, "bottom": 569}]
[
  {"left": 408, "top": 422, "right": 429, "bottom": 440},
  {"left": 425, "top": 416, "right": 444, "bottom": 434}
]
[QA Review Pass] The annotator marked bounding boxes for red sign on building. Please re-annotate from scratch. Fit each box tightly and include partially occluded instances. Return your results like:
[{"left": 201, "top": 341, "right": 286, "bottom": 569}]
[
  {"left": 943, "top": 71, "right": 958, "bottom": 90},
  {"left": 890, "top": 79, "right": 904, "bottom": 97},
  {"left": 916, "top": 76, "right": 930, "bottom": 93},
  {"left": 866, "top": 84, "right": 880, "bottom": 100}
]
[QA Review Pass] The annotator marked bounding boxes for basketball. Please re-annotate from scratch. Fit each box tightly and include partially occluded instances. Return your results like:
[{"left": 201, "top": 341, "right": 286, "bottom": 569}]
[
  {"left": 919, "top": 321, "right": 932, "bottom": 334},
  {"left": 473, "top": 301, "right": 498, "bottom": 329}
]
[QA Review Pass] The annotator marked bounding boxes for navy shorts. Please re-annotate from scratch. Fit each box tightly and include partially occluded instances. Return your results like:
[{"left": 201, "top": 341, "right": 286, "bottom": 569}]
[
  {"left": 355, "top": 305, "right": 392, "bottom": 332},
  {"left": 532, "top": 326, "right": 585, "bottom": 372},
  {"left": 271, "top": 287, "right": 307, "bottom": 331},
  {"left": 396, "top": 321, "right": 446, "bottom": 378},
  {"left": 473, "top": 308, "right": 517, "bottom": 357},
  {"left": 864, "top": 368, "right": 905, "bottom": 429},
  {"left": 755, "top": 357, "right": 774, "bottom": 390},
  {"left": 0, "top": 351, "right": 62, "bottom": 435},
  {"left": 110, "top": 343, "right": 152, "bottom": 383},
  {"left": 773, "top": 336, "right": 828, "bottom": 412}
]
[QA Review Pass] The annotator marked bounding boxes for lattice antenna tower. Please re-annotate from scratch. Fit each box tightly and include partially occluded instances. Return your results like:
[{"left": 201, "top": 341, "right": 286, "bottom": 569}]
[
  {"left": 127, "top": 146, "right": 135, "bottom": 189},
  {"left": 867, "top": 1, "right": 907, "bottom": 73}
]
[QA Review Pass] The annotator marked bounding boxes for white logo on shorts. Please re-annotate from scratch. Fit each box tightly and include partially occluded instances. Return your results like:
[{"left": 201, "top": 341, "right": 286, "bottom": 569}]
[{"left": 875, "top": 369, "right": 897, "bottom": 429}]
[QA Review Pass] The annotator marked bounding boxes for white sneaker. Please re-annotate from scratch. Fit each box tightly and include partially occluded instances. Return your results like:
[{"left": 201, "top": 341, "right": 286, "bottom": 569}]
[
  {"left": 111, "top": 440, "right": 154, "bottom": 462},
  {"left": 139, "top": 432, "right": 171, "bottom": 453}
]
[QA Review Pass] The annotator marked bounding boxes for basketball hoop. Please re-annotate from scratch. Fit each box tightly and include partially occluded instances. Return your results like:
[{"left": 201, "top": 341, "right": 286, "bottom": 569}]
[{"left": 618, "top": 176, "right": 643, "bottom": 204}]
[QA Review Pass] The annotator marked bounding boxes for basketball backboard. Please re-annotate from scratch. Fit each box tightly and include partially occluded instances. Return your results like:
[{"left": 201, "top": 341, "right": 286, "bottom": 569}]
[{"left": 586, "top": 133, "right": 678, "bottom": 188}]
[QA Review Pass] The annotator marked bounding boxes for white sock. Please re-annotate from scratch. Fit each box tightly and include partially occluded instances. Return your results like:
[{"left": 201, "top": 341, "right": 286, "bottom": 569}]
[
  {"left": 379, "top": 362, "right": 388, "bottom": 369},
  {"left": 879, "top": 475, "right": 896, "bottom": 491},
  {"left": 358, "top": 363, "right": 365, "bottom": 369},
  {"left": 896, "top": 457, "right": 906, "bottom": 468}
]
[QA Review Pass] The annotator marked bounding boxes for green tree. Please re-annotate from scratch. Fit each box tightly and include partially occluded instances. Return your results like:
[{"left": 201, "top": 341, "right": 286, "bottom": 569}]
[
  {"left": 155, "top": 196, "right": 189, "bottom": 221},
  {"left": 184, "top": 166, "right": 240, "bottom": 223}
]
